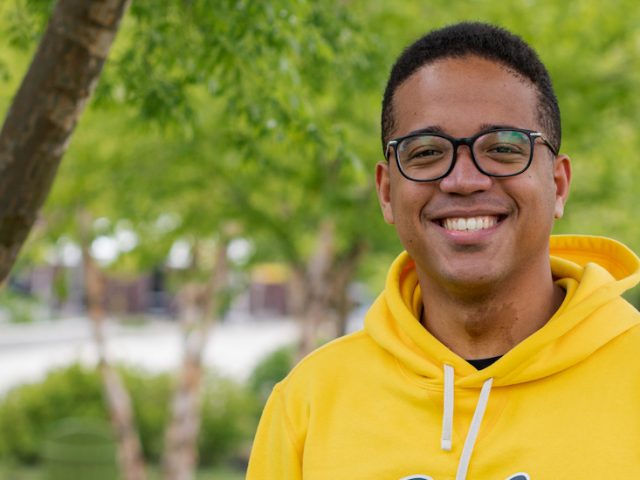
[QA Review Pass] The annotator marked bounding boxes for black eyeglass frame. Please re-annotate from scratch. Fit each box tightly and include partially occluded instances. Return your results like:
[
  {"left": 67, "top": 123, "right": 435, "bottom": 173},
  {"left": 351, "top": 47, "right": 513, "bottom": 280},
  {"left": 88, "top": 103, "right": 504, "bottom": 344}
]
[{"left": 385, "top": 128, "right": 558, "bottom": 183}]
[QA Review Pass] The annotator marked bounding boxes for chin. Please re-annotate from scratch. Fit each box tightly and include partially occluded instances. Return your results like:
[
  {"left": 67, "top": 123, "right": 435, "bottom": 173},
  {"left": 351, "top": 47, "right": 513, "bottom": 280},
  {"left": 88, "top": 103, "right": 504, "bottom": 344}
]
[{"left": 435, "top": 264, "right": 507, "bottom": 296}]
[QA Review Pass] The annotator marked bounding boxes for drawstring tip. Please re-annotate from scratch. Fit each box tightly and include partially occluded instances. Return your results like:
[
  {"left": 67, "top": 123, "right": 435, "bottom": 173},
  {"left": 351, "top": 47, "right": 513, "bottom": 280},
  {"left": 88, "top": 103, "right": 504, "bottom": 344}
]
[{"left": 441, "top": 364, "right": 455, "bottom": 453}]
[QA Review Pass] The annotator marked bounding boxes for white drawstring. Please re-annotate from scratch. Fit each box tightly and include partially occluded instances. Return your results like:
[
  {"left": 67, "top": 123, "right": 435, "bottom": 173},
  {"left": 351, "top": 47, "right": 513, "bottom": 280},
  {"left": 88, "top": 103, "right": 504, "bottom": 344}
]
[
  {"left": 441, "top": 364, "right": 454, "bottom": 451},
  {"left": 440, "top": 365, "right": 494, "bottom": 480},
  {"left": 456, "top": 377, "right": 493, "bottom": 479}
]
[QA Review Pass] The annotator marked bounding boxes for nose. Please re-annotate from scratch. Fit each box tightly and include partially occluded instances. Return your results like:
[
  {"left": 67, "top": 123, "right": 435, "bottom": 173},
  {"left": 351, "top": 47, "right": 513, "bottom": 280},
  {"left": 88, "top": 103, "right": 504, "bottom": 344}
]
[{"left": 438, "top": 145, "right": 493, "bottom": 195}]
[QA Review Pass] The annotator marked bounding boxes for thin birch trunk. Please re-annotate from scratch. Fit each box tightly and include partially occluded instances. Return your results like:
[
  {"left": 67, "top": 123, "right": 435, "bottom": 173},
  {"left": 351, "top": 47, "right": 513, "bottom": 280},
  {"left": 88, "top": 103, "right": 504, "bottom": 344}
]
[
  {"left": 79, "top": 211, "right": 147, "bottom": 480},
  {"left": 330, "top": 240, "right": 367, "bottom": 337},
  {"left": 297, "top": 220, "right": 336, "bottom": 359},
  {"left": 162, "top": 241, "right": 229, "bottom": 480}
]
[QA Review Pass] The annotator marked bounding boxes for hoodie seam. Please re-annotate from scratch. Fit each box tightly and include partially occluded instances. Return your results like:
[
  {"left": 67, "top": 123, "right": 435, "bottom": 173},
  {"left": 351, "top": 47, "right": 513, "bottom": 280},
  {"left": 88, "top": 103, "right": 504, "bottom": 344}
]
[
  {"left": 394, "top": 356, "right": 490, "bottom": 391},
  {"left": 394, "top": 356, "right": 445, "bottom": 391},
  {"left": 286, "top": 331, "right": 371, "bottom": 379},
  {"left": 273, "top": 383, "right": 304, "bottom": 456}
]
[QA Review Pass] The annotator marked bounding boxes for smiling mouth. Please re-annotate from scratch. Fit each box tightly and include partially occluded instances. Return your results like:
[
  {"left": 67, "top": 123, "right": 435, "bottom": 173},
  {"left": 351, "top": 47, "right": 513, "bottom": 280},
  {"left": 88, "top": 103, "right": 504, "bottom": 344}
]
[{"left": 438, "top": 215, "right": 506, "bottom": 232}]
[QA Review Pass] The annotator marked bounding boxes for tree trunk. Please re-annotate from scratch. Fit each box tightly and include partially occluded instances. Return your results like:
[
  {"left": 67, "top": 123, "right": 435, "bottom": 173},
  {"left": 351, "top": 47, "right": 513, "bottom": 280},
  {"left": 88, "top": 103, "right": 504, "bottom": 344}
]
[
  {"left": 330, "top": 240, "right": 367, "bottom": 337},
  {"left": 0, "top": 0, "right": 130, "bottom": 283},
  {"left": 162, "top": 241, "right": 229, "bottom": 480},
  {"left": 296, "top": 220, "right": 336, "bottom": 359},
  {"left": 294, "top": 222, "right": 368, "bottom": 358},
  {"left": 79, "top": 211, "right": 147, "bottom": 480}
]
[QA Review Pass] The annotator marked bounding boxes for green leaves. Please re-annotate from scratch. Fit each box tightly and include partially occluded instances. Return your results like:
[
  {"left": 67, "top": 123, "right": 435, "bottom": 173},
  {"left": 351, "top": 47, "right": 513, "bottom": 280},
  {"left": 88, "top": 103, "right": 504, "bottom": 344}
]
[{"left": 2, "top": 0, "right": 639, "bottom": 284}]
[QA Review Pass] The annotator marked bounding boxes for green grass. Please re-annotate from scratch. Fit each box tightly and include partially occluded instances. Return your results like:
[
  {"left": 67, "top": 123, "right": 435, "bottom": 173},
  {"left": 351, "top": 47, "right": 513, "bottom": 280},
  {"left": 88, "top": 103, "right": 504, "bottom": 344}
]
[
  {"left": 0, "top": 462, "right": 246, "bottom": 480},
  {"left": 0, "top": 462, "right": 39, "bottom": 480},
  {"left": 156, "top": 465, "right": 245, "bottom": 480}
]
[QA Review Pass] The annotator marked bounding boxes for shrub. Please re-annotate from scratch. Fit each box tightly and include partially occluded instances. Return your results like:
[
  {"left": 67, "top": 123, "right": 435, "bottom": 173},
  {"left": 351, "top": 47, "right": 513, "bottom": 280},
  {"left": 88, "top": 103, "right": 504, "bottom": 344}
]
[
  {"left": 198, "top": 374, "right": 257, "bottom": 466},
  {"left": 247, "top": 345, "right": 295, "bottom": 410},
  {"left": 0, "top": 364, "right": 106, "bottom": 464},
  {"left": 122, "top": 368, "right": 172, "bottom": 462},
  {"left": 0, "top": 362, "right": 256, "bottom": 467}
]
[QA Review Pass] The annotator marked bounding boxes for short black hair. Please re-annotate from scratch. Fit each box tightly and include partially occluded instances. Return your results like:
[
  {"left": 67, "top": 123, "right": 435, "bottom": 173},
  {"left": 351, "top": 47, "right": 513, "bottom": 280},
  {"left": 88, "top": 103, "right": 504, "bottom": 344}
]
[{"left": 381, "top": 22, "right": 561, "bottom": 153}]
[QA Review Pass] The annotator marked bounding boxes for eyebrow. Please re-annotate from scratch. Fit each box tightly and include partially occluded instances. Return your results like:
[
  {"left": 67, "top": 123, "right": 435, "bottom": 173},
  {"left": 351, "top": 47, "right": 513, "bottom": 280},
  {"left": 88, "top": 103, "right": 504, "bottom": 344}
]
[{"left": 406, "top": 123, "right": 523, "bottom": 136}]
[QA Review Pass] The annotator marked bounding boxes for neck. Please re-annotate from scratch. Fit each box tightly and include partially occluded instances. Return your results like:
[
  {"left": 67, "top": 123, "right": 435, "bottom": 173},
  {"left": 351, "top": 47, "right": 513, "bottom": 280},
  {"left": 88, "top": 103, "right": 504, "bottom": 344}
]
[{"left": 418, "top": 266, "right": 565, "bottom": 360}]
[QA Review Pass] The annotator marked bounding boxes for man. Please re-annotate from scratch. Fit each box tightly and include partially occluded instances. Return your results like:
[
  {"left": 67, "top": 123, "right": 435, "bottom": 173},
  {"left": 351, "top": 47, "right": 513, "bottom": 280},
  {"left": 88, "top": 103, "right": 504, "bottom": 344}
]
[{"left": 247, "top": 22, "right": 640, "bottom": 479}]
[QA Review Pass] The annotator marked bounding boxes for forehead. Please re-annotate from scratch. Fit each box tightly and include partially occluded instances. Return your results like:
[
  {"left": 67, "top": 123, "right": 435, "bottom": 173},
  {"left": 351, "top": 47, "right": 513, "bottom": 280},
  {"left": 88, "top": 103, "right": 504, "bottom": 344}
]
[{"left": 391, "top": 55, "right": 540, "bottom": 137}]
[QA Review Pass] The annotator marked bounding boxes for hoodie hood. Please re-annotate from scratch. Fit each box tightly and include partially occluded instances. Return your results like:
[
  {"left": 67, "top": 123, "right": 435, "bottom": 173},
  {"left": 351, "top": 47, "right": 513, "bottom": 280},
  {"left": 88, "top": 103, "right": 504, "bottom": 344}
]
[{"left": 365, "top": 235, "right": 640, "bottom": 388}]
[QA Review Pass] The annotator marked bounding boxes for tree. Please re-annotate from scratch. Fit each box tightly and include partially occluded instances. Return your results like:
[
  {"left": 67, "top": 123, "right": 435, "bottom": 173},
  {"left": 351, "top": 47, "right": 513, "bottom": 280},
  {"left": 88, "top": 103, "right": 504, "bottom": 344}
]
[
  {"left": 7, "top": 1, "right": 394, "bottom": 478},
  {"left": 0, "top": 0, "right": 130, "bottom": 282},
  {"left": 0, "top": 1, "right": 144, "bottom": 479}
]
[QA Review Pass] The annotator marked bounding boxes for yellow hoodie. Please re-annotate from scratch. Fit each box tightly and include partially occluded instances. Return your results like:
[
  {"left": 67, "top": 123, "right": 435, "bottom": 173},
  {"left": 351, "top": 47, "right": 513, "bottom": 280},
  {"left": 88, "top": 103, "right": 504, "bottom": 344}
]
[{"left": 247, "top": 236, "right": 640, "bottom": 479}]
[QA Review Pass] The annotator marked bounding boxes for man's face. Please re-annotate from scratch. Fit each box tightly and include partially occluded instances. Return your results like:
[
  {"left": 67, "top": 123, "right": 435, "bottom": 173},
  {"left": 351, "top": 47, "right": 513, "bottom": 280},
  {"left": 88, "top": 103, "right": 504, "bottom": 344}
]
[{"left": 376, "top": 55, "right": 571, "bottom": 294}]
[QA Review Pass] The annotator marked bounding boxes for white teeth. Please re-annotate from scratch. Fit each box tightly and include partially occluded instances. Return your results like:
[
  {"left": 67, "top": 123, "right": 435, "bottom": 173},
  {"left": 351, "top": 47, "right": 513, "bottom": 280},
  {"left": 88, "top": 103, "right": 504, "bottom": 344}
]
[{"left": 442, "top": 216, "right": 498, "bottom": 232}]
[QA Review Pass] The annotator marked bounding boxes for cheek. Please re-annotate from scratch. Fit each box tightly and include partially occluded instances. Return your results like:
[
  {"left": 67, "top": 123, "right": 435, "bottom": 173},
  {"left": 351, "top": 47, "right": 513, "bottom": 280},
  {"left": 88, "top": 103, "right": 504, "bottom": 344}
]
[
  {"left": 528, "top": 181, "right": 559, "bottom": 227},
  {"left": 392, "top": 180, "right": 434, "bottom": 205},
  {"left": 522, "top": 168, "right": 557, "bottom": 206}
]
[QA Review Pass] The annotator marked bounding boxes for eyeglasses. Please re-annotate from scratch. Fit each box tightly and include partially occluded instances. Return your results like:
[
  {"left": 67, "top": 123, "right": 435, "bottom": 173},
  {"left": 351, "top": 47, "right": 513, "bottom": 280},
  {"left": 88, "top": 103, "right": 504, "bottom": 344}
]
[{"left": 385, "top": 128, "right": 557, "bottom": 182}]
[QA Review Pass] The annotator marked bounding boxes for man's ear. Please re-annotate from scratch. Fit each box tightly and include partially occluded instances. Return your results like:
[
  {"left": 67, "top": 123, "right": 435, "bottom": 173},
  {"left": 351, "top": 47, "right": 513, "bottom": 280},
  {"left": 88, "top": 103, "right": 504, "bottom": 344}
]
[
  {"left": 552, "top": 154, "right": 572, "bottom": 219},
  {"left": 376, "top": 161, "right": 395, "bottom": 224}
]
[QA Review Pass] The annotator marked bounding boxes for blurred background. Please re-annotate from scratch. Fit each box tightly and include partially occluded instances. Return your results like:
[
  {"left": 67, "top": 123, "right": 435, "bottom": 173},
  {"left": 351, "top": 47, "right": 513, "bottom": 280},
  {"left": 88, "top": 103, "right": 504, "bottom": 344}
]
[{"left": 0, "top": 0, "right": 638, "bottom": 478}]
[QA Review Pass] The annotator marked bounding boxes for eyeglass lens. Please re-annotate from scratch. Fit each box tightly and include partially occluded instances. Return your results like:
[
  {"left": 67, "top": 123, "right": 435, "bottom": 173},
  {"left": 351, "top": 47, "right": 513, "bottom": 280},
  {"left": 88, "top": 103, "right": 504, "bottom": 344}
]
[{"left": 396, "top": 130, "right": 532, "bottom": 181}]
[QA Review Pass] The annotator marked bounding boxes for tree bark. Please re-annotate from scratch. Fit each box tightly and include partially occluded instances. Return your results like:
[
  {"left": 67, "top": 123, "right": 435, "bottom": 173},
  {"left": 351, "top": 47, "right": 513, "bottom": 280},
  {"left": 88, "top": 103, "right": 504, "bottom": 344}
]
[
  {"left": 79, "top": 211, "right": 147, "bottom": 480},
  {"left": 294, "top": 222, "right": 368, "bottom": 358},
  {"left": 330, "top": 240, "right": 367, "bottom": 337},
  {"left": 0, "top": 0, "right": 131, "bottom": 283},
  {"left": 162, "top": 241, "right": 229, "bottom": 480},
  {"left": 296, "top": 219, "right": 336, "bottom": 358}
]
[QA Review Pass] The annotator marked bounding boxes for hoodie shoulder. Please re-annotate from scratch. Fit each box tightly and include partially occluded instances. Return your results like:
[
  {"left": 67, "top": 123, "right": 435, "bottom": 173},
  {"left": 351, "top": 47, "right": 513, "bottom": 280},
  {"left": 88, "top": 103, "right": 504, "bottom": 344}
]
[
  {"left": 283, "top": 330, "right": 385, "bottom": 386},
  {"left": 272, "top": 330, "right": 394, "bottom": 441}
]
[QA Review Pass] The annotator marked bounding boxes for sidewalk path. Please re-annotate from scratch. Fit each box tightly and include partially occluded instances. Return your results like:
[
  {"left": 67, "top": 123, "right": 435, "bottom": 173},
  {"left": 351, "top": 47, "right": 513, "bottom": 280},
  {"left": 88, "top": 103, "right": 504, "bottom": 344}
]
[{"left": 0, "top": 315, "right": 298, "bottom": 394}]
